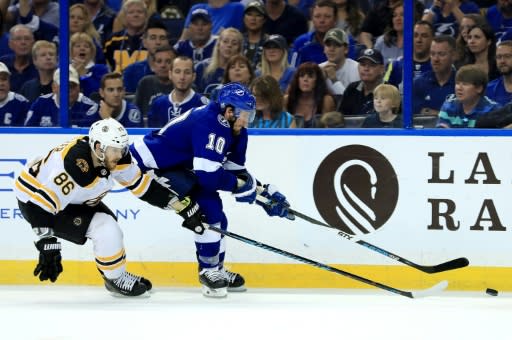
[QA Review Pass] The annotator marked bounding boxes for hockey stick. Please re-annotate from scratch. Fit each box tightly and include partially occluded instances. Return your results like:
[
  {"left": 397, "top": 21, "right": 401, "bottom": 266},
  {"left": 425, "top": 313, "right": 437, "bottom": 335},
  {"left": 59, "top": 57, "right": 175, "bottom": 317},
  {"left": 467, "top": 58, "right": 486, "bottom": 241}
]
[
  {"left": 256, "top": 195, "right": 469, "bottom": 274},
  {"left": 206, "top": 224, "right": 447, "bottom": 298}
]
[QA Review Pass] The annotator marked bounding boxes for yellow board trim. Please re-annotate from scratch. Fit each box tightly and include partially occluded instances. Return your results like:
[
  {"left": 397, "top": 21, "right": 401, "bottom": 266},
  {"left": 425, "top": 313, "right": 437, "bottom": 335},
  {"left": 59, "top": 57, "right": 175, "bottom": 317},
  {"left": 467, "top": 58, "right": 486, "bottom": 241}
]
[{"left": 1, "top": 260, "right": 512, "bottom": 291}]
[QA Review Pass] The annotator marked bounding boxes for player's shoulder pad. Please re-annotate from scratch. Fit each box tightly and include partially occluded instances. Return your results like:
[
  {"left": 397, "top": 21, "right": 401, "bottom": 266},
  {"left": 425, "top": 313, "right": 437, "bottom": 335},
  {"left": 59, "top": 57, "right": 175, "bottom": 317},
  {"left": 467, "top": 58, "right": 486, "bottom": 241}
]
[{"left": 63, "top": 137, "right": 97, "bottom": 187}]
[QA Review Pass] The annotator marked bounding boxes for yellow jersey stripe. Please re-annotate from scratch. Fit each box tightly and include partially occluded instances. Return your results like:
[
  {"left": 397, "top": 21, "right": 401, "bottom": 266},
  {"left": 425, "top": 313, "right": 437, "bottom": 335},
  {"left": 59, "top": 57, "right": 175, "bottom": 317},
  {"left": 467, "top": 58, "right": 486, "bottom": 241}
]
[
  {"left": 131, "top": 174, "right": 151, "bottom": 196},
  {"left": 20, "top": 171, "right": 61, "bottom": 212}
]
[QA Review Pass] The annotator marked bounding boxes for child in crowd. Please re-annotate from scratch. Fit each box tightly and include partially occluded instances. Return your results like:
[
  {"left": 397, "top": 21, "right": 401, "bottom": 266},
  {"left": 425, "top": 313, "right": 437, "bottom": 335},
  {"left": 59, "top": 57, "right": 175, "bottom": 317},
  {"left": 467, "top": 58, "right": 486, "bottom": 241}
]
[{"left": 362, "top": 83, "right": 402, "bottom": 128}]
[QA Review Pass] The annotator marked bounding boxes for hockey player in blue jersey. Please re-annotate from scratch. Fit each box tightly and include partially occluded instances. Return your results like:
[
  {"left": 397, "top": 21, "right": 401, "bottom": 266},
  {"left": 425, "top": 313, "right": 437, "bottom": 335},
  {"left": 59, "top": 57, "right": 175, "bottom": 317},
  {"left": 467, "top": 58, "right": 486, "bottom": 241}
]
[{"left": 130, "top": 82, "right": 293, "bottom": 297}]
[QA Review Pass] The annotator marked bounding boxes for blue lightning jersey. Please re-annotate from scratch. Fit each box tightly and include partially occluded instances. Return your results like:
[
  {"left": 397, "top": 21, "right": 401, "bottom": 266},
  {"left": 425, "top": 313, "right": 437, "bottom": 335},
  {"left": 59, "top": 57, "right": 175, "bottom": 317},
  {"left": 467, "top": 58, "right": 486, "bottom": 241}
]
[
  {"left": 131, "top": 102, "right": 248, "bottom": 193},
  {"left": 147, "top": 90, "right": 209, "bottom": 127},
  {"left": 0, "top": 91, "right": 30, "bottom": 126},
  {"left": 25, "top": 93, "right": 98, "bottom": 127}
]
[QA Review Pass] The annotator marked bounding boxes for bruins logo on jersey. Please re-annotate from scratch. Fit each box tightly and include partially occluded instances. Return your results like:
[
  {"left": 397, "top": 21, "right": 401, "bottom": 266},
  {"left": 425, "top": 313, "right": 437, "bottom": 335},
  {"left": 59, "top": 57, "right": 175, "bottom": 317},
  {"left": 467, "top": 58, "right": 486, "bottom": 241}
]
[{"left": 76, "top": 159, "right": 89, "bottom": 173}]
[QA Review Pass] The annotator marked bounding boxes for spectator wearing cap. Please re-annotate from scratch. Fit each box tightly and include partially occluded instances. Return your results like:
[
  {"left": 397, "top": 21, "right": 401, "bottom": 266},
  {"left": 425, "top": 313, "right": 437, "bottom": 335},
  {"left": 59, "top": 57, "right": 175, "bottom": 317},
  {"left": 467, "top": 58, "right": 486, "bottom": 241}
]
[
  {"left": 256, "top": 34, "right": 295, "bottom": 93},
  {"left": 0, "top": 25, "right": 38, "bottom": 93},
  {"left": 0, "top": 61, "right": 30, "bottom": 126},
  {"left": 319, "top": 27, "right": 359, "bottom": 97},
  {"left": 122, "top": 19, "right": 170, "bottom": 93},
  {"left": 339, "top": 48, "right": 386, "bottom": 116},
  {"left": 19, "top": 40, "right": 57, "bottom": 104},
  {"left": 242, "top": 1, "right": 268, "bottom": 70},
  {"left": 264, "top": 0, "right": 308, "bottom": 46},
  {"left": 103, "top": 0, "right": 149, "bottom": 73},
  {"left": 180, "top": 0, "right": 244, "bottom": 39},
  {"left": 174, "top": 9, "right": 217, "bottom": 66},
  {"left": 25, "top": 66, "right": 98, "bottom": 127},
  {"left": 437, "top": 64, "right": 500, "bottom": 128},
  {"left": 486, "top": 40, "right": 512, "bottom": 106},
  {"left": 290, "top": 0, "right": 338, "bottom": 67}
]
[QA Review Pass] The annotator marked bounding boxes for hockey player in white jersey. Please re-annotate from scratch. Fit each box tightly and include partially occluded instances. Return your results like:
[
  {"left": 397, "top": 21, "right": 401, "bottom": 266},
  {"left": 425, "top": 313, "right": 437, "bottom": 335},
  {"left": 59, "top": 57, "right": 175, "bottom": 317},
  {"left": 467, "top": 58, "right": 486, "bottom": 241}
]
[{"left": 15, "top": 118, "right": 205, "bottom": 296}]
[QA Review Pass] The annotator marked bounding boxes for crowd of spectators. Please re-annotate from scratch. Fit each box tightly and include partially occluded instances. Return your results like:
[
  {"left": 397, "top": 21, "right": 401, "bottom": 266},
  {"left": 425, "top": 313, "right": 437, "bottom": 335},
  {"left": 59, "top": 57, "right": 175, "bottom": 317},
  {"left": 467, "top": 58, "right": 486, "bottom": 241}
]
[{"left": 0, "top": 0, "right": 511, "bottom": 129}]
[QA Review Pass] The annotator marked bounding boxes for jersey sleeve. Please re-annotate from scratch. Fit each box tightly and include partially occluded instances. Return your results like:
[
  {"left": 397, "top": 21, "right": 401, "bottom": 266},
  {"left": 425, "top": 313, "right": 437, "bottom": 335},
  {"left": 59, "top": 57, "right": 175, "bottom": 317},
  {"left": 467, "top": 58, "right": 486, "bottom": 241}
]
[{"left": 112, "top": 152, "right": 174, "bottom": 208}]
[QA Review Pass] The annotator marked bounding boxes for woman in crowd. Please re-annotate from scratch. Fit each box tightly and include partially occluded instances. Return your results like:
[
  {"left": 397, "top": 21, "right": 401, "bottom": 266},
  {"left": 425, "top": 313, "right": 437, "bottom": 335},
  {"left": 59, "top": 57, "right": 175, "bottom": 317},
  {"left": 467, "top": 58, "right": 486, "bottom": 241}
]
[
  {"left": 195, "top": 27, "right": 244, "bottom": 96},
  {"left": 250, "top": 75, "right": 295, "bottom": 128},
  {"left": 374, "top": 2, "right": 403, "bottom": 64},
  {"left": 256, "top": 34, "right": 295, "bottom": 94},
  {"left": 284, "top": 62, "right": 336, "bottom": 128},
  {"left": 70, "top": 32, "right": 109, "bottom": 98},
  {"left": 70, "top": 4, "right": 105, "bottom": 64},
  {"left": 457, "top": 22, "right": 499, "bottom": 81},
  {"left": 333, "top": 0, "right": 365, "bottom": 40},
  {"left": 454, "top": 13, "right": 487, "bottom": 63}
]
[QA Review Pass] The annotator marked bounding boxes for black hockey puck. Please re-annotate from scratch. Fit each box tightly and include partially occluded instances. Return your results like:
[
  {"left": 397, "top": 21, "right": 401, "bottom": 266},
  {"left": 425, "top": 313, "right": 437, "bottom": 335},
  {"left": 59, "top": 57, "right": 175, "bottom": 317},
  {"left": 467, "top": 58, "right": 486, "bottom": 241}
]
[{"left": 486, "top": 288, "right": 498, "bottom": 296}]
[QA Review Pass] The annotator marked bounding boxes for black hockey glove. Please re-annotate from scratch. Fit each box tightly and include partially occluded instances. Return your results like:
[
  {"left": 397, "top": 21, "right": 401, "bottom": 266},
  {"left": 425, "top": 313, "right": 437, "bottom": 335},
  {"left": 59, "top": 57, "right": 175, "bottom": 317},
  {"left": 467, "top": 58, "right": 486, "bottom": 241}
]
[
  {"left": 34, "top": 237, "right": 63, "bottom": 282},
  {"left": 177, "top": 197, "right": 206, "bottom": 234}
]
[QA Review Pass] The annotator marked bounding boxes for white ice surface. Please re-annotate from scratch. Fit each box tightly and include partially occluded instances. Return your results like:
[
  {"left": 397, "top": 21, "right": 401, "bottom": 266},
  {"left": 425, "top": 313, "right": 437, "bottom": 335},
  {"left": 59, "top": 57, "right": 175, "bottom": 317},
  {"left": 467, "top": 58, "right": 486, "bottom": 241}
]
[{"left": 0, "top": 286, "right": 509, "bottom": 340}]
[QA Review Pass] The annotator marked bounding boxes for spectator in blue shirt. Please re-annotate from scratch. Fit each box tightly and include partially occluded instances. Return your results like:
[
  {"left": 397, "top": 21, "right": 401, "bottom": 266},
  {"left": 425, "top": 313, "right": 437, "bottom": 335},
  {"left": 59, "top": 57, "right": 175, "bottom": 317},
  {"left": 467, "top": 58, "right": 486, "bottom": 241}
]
[
  {"left": 413, "top": 35, "right": 457, "bottom": 116},
  {"left": 486, "top": 40, "right": 512, "bottom": 106},
  {"left": 173, "top": 9, "right": 217, "bottom": 66},
  {"left": 290, "top": 0, "right": 338, "bottom": 67},
  {"left": 485, "top": 0, "right": 512, "bottom": 41},
  {"left": 437, "top": 64, "right": 500, "bottom": 128},
  {"left": 0, "top": 62, "right": 30, "bottom": 126},
  {"left": 181, "top": 0, "right": 244, "bottom": 38},
  {"left": 421, "top": 0, "right": 480, "bottom": 37},
  {"left": 122, "top": 19, "right": 170, "bottom": 93}
]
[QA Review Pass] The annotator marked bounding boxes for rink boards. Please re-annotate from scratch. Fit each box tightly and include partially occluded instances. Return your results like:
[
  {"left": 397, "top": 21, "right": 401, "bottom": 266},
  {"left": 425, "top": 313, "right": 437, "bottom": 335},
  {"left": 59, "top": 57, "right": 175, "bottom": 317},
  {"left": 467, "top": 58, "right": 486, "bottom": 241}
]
[{"left": 1, "top": 131, "right": 512, "bottom": 291}]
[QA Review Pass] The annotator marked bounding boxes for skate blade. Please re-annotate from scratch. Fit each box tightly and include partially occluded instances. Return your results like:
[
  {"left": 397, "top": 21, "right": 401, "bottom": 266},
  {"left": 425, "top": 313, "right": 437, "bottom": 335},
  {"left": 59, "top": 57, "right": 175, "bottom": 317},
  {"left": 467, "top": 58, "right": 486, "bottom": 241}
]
[
  {"left": 201, "top": 285, "right": 227, "bottom": 298},
  {"left": 227, "top": 286, "right": 247, "bottom": 292},
  {"left": 107, "top": 290, "right": 151, "bottom": 298}
]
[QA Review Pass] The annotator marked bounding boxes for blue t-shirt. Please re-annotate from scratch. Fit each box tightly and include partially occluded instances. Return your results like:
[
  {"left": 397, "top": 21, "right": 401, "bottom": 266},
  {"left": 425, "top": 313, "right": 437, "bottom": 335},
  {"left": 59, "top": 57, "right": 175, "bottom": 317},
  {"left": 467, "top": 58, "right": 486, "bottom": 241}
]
[
  {"left": 486, "top": 77, "right": 512, "bottom": 107},
  {"left": 184, "top": 3, "right": 244, "bottom": 35}
]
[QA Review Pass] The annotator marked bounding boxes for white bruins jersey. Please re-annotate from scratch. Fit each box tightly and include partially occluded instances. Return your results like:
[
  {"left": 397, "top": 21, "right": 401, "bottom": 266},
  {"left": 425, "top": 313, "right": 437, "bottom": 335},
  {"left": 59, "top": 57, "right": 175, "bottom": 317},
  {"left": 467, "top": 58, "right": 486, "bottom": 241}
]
[{"left": 15, "top": 136, "right": 155, "bottom": 215}]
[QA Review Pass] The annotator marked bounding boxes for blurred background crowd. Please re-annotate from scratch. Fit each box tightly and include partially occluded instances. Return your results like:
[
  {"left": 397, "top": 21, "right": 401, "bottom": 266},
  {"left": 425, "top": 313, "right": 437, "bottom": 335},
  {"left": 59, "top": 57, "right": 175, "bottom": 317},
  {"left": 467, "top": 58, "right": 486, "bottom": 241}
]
[{"left": 1, "top": 0, "right": 511, "bottom": 129}]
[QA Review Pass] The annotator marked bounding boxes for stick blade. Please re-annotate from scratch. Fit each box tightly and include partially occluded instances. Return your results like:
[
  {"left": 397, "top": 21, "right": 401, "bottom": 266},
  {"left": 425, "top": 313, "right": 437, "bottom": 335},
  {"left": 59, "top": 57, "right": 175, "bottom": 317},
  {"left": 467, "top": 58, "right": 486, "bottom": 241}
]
[
  {"left": 411, "top": 280, "right": 449, "bottom": 298},
  {"left": 431, "top": 257, "right": 469, "bottom": 273}
]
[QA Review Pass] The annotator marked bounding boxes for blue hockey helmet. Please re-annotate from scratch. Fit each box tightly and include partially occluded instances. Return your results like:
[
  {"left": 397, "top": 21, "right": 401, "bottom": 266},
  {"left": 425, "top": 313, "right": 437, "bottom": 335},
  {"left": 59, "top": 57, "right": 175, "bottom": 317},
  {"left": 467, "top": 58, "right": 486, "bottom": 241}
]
[{"left": 217, "top": 82, "right": 256, "bottom": 123}]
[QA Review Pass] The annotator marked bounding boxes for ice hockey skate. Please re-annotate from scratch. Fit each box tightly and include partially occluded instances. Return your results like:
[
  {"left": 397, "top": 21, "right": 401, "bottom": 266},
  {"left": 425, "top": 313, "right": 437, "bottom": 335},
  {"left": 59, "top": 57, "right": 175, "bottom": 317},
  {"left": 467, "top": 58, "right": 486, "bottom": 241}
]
[
  {"left": 221, "top": 267, "right": 246, "bottom": 292},
  {"left": 103, "top": 271, "right": 151, "bottom": 297},
  {"left": 199, "top": 268, "right": 228, "bottom": 298}
]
